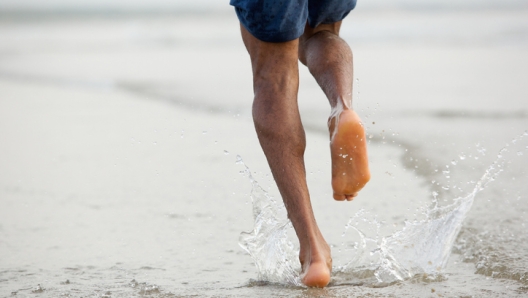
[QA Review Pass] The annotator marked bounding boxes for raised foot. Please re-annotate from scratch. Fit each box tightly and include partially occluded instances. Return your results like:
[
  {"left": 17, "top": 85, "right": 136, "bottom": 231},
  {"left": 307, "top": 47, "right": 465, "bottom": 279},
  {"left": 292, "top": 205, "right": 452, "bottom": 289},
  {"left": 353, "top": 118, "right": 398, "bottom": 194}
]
[{"left": 329, "top": 109, "right": 370, "bottom": 201}]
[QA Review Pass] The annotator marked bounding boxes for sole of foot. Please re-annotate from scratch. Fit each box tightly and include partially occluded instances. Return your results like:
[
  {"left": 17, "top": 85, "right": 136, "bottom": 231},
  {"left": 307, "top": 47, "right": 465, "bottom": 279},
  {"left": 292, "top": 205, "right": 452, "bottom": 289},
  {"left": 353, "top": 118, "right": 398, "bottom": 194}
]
[{"left": 329, "top": 109, "right": 370, "bottom": 201}]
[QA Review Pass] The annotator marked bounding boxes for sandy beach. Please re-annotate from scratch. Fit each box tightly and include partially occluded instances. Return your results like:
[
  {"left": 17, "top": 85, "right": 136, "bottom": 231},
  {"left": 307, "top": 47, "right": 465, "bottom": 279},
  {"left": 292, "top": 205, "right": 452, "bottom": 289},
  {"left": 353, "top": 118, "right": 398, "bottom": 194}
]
[{"left": 1, "top": 3, "right": 528, "bottom": 297}]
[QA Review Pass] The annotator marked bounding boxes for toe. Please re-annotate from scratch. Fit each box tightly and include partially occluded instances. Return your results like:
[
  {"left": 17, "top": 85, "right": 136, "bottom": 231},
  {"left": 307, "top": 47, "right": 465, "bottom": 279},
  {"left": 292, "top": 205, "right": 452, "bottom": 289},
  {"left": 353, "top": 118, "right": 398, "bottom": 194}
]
[
  {"left": 345, "top": 194, "right": 356, "bottom": 201},
  {"left": 333, "top": 193, "right": 346, "bottom": 201}
]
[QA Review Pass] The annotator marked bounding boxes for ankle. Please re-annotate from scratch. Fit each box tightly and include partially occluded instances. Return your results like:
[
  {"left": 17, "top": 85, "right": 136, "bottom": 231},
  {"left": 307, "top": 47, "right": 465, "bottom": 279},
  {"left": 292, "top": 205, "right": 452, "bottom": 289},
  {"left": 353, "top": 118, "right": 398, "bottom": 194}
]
[{"left": 302, "top": 235, "right": 330, "bottom": 259}]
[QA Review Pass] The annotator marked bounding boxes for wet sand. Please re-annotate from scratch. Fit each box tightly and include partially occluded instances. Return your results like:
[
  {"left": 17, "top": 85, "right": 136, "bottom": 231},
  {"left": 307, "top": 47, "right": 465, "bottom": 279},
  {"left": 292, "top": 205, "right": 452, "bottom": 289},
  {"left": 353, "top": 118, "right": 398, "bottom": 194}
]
[{"left": 1, "top": 8, "right": 528, "bottom": 297}]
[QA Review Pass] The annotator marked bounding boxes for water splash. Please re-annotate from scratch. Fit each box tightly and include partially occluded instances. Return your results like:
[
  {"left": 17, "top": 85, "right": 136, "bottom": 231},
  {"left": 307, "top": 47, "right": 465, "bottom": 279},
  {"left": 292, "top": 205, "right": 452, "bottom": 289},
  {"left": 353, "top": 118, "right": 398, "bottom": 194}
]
[
  {"left": 338, "top": 193, "right": 474, "bottom": 286},
  {"left": 236, "top": 155, "right": 302, "bottom": 286},
  {"left": 237, "top": 131, "right": 527, "bottom": 287}
]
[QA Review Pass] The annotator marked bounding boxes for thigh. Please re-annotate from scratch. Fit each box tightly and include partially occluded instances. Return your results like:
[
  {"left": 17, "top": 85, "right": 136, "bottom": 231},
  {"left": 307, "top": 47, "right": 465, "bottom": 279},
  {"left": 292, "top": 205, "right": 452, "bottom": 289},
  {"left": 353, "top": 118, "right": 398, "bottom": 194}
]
[
  {"left": 240, "top": 24, "right": 299, "bottom": 83},
  {"left": 231, "top": 0, "right": 308, "bottom": 42},
  {"left": 301, "top": 21, "right": 342, "bottom": 42}
]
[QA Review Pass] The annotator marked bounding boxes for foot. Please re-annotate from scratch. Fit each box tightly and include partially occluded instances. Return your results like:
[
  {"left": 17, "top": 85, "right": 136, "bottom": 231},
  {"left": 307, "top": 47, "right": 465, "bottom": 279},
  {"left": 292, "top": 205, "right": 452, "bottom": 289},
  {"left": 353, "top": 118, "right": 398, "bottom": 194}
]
[
  {"left": 300, "top": 240, "right": 332, "bottom": 287},
  {"left": 329, "top": 109, "right": 370, "bottom": 201}
]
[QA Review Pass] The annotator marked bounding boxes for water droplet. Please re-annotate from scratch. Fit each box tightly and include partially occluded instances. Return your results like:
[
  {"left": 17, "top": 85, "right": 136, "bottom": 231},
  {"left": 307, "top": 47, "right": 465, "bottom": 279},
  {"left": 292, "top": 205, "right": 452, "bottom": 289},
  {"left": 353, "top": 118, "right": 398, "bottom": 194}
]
[
  {"left": 153, "top": 142, "right": 157, "bottom": 145},
  {"left": 224, "top": 150, "right": 229, "bottom": 155},
  {"left": 451, "top": 160, "right": 457, "bottom": 165},
  {"left": 459, "top": 154, "right": 466, "bottom": 160},
  {"left": 202, "top": 131, "right": 207, "bottom": 134},
  {"left": 517, "top": 151, "right": 523, "bottom": 156},
  {"left": 235, "top": 155, "right": 243, "bottom": 164},
  {"left": 477, "top": 146, "right": 487, "bottom": 155}
]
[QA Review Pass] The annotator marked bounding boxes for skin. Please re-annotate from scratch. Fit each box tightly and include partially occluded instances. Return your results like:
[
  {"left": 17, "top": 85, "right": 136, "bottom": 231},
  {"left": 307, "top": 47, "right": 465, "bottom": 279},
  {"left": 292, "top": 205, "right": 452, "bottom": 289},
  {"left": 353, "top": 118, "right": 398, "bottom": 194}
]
[{"left": 240, "top": 21, "right": 370, "bottom": 287}]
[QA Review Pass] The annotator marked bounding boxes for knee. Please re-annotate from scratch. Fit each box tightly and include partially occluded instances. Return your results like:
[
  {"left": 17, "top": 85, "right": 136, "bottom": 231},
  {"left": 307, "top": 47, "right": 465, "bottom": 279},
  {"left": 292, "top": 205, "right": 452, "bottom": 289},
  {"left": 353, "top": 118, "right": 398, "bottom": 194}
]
[
  {"left": 251, "top": 96, "right": 306, "bottom": 149},
  {"left": 252, "top": 71, "right": 299, "bottom": 107}
]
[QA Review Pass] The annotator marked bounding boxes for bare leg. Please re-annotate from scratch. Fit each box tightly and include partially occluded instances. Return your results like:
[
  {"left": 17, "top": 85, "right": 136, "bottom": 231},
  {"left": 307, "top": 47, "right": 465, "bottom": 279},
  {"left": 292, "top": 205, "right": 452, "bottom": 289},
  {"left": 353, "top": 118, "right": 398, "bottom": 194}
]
[
  {"left": 240, "top": 25, "right": 331, "bottom": 287},
  {"left": 299, "top": 22, "right": 370, "bottom": 201}
]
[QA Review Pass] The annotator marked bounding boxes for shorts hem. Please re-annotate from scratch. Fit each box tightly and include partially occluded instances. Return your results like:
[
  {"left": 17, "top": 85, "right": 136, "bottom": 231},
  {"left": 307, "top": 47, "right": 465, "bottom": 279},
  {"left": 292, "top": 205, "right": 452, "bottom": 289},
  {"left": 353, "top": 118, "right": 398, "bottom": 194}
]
[{"left": 235, "top": 7, "right": 303, "bottom": 43}]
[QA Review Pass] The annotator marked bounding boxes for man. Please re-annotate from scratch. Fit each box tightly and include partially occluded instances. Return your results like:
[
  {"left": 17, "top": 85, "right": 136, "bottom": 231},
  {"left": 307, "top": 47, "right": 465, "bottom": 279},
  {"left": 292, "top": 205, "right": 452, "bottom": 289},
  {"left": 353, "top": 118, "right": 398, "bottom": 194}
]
[{"left": 230, "top": 0, "right": 370, "bottom": 287}]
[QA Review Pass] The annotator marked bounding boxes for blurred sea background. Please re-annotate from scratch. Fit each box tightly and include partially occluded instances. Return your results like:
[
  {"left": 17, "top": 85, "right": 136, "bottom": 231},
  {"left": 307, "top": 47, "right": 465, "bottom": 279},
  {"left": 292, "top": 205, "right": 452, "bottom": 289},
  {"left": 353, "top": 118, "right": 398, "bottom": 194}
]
[{"left": 1, "top": 0, "right": 527, "bottom": 297}]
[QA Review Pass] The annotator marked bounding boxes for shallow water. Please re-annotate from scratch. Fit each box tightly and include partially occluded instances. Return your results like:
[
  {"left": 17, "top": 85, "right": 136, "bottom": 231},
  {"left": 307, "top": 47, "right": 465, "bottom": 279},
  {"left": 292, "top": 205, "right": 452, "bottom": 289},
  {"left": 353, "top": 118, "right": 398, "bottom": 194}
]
[
  {"left": 238, "top": 132, "right": 528, "bottom": 289},
  {"left": 1, "top": 7, "right": 528, "bottom": 298}
]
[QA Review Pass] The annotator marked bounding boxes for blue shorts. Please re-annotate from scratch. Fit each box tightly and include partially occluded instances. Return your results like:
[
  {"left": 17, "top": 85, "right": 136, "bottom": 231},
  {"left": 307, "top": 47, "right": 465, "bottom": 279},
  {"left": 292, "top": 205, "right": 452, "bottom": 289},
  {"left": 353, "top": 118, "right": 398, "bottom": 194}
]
[{"left": 230, "top": 0, "right": 357, "bottom": 43}]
